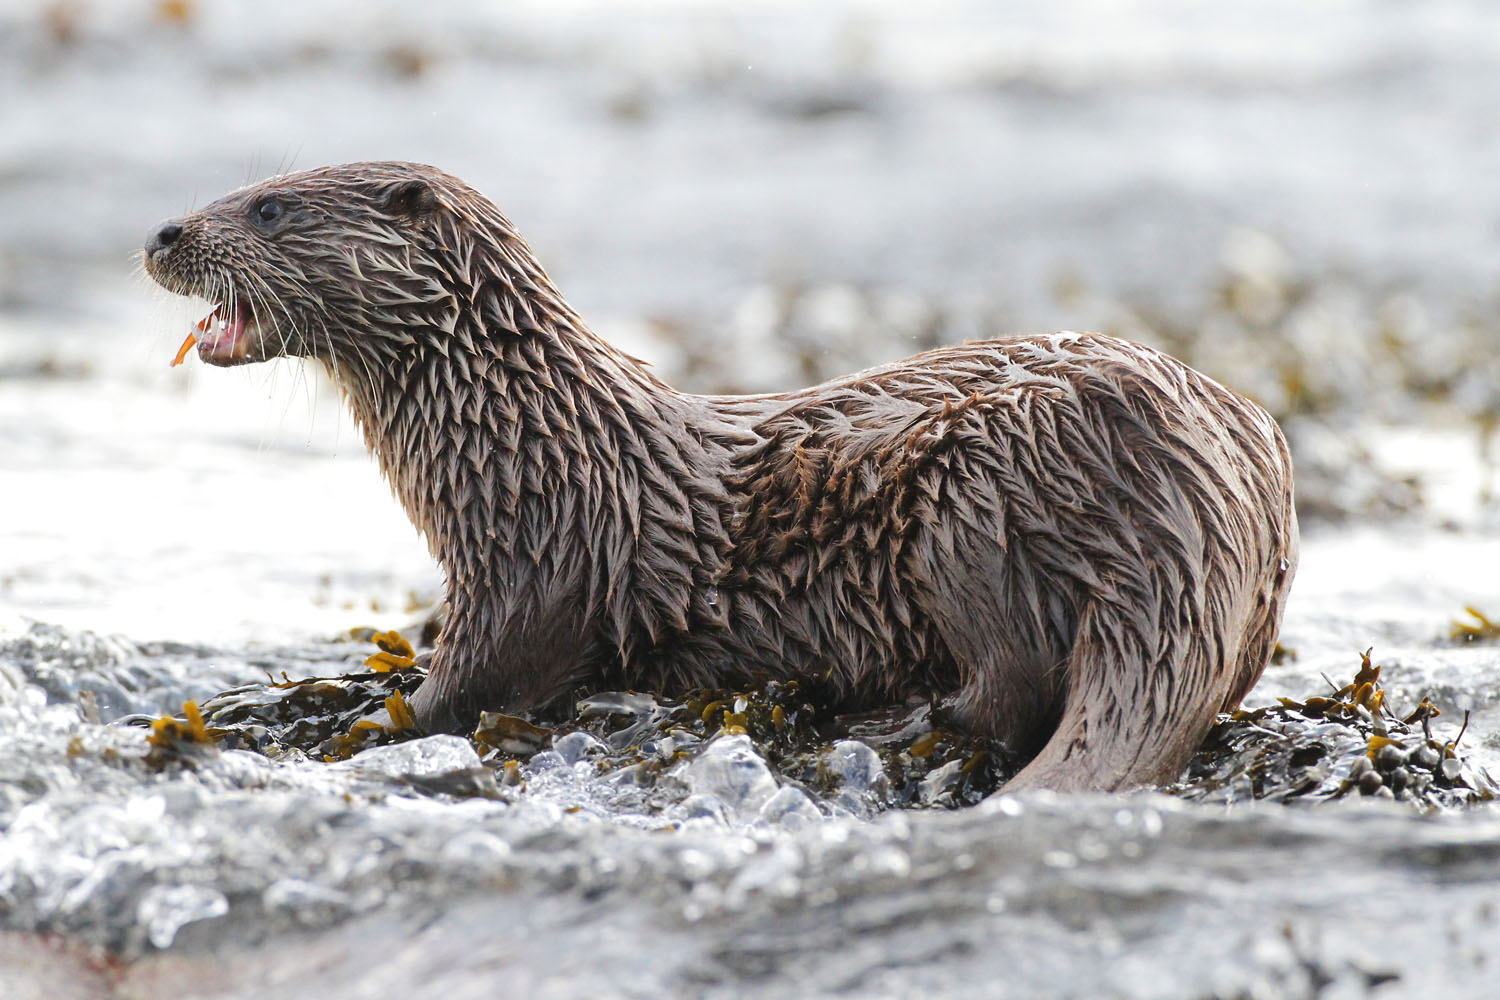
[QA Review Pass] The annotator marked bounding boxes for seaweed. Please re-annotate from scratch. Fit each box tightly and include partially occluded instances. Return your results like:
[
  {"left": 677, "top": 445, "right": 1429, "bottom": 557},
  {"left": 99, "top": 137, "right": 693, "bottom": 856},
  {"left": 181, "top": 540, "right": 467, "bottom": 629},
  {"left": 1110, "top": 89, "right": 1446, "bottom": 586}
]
[
  {"left": 1450, "top": 606, "right": 1500, "bottom": 644},
  {"left": 188, "top": 637, "right": 426, "bottom": 762},
  {"left": 550, "top": 679, "right": 1020, "bottom": 809},
  {"left": 131, "top": 632, "right": 1495, "bottom": 814},
  {"left": 153, "top": 628, "right": 1020, "bottom": 811},
  {"left": 141, "top": 701, "right": 220, "bottom": 770},
  {"left": 1175, "top": 649, "right": 1497, "bottom": 808},
  {"left": 362, "top": 630, "right": 420, "bottom": 672}
]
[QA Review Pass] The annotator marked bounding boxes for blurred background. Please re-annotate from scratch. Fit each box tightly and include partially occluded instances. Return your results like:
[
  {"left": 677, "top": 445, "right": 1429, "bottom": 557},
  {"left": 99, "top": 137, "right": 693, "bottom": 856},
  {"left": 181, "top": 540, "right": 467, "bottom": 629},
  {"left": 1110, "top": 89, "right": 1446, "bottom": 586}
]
[
  {"left": 6, "top": 7, "right": 1500, "bottom": 989},
  {"left": 3, "top": 0, "right": 1499, "bottom": 534}
]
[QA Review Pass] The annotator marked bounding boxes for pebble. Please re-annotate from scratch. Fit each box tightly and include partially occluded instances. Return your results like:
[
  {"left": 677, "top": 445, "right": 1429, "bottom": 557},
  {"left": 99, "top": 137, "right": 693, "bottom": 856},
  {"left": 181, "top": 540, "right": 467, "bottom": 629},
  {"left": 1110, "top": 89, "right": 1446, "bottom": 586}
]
[{"left": 552, "top": 730, "right": 607, "bottom": 766}]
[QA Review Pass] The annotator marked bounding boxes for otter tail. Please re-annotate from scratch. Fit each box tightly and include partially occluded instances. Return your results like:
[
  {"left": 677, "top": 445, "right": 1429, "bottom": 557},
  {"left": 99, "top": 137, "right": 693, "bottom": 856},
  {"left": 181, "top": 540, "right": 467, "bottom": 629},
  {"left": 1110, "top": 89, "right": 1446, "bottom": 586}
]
[
  {"left": 1000, "top": 603, "right": 1225, "bottom": 793},
  {"left": 1002, "top": 512, "right": 1296, "bottom": 794}
]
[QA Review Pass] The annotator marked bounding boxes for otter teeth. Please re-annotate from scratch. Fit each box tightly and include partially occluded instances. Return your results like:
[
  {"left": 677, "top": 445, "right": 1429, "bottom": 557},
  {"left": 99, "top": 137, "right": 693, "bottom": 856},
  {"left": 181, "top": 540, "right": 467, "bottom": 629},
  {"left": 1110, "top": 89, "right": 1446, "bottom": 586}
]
[
  {"left": 194, "top": 301, "right": 257, "bottom": 364},
  {"left": 195, "top": 304, "right": 222, "bottom": 333}
]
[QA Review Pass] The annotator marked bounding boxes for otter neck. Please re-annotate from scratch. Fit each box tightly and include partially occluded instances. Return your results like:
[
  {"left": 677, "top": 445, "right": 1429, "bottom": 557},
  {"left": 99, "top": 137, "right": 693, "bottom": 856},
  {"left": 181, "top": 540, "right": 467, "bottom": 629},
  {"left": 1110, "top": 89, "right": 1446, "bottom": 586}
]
[{"left": 330, "top": 284, "right": 739, "bottom": 713}]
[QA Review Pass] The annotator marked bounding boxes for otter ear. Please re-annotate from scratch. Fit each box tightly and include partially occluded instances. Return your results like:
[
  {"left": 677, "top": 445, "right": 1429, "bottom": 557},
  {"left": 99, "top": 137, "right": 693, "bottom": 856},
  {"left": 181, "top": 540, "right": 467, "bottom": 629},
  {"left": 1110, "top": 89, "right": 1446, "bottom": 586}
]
[{"left": 382, "top": 179, "right": 437, "bottom": 218}]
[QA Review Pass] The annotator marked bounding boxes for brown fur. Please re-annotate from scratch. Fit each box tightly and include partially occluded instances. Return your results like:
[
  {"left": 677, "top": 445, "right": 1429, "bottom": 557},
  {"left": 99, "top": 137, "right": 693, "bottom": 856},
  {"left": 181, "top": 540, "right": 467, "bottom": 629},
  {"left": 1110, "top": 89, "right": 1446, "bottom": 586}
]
[{"left": 143, "top": 161, "right": 1298, "bottom": 792}]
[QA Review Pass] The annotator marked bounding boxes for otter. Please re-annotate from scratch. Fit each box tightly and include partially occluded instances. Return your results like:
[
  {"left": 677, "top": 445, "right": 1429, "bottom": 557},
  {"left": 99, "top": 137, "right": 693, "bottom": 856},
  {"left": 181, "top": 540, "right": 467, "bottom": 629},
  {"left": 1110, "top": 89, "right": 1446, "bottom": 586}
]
[{"left": 142, "top": 161, "right": 1297, "bottom": 792}]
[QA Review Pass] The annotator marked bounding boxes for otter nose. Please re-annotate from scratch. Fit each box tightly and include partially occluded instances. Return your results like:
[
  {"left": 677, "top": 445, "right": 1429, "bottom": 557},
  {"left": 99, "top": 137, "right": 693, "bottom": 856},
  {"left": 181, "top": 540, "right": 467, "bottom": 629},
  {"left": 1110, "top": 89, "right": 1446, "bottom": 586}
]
[{"left": 145, "top": 220, "right": 184, "bottom": 257}]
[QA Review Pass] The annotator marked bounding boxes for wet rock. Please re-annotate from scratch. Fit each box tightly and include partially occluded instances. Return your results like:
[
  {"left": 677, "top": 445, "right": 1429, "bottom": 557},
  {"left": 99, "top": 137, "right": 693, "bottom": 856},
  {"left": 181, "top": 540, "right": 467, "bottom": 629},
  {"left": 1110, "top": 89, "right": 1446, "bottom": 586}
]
[
  {"left": 822, "top": 740, "right": 889, "bottom": 818},
  {"left": 552, "top": 731, "right": 608, "bottom": 766},
  {"left": 672, "top": 734, "right": 780, "bottom": 823},
  {"left": 137, "top": 883, "right": 229, "bottom": 949},
  {"left": 677, "top": 793, "right": 733, "bottom": 826},
  {"left": 333, "top": 735, "right": 497, "bottom": 799},
  {"left": 261, "top": 878, "right": 353, "bottom": 927},
  {"left": 917, "top": 759, "right": 967, "bottom": 807},
  {"left": 0, "top": 622, "right": 239, "bottom": 721},
  {"left": 757, "top": 785, "right": 823, "bottom": 831},
  {"left": 1376, "top": 743, "right": 1407, "bottom": 770}
]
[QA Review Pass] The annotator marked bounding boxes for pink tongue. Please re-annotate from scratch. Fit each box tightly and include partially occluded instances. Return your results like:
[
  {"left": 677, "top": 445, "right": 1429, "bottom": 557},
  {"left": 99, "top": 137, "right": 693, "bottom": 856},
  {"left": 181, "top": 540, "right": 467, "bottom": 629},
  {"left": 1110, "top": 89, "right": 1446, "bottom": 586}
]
[{"left": 197, "top": 304, "right": 251, "bottom": 361}]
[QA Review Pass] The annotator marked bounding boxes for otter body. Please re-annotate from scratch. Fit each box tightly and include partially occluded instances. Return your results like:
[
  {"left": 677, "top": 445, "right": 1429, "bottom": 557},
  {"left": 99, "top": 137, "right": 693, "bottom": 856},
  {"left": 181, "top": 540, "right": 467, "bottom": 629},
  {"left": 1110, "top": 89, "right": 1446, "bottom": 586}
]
[{"left": 144, "top": 162, "right": 1297, "bottom": 792}]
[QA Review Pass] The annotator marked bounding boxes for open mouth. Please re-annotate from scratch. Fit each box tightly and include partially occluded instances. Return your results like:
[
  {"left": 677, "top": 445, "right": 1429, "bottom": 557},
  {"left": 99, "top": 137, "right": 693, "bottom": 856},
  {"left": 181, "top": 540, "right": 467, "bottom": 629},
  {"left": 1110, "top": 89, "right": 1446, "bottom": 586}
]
[{"left": 173, "top": 300, "right": 260, "bottom": 367}]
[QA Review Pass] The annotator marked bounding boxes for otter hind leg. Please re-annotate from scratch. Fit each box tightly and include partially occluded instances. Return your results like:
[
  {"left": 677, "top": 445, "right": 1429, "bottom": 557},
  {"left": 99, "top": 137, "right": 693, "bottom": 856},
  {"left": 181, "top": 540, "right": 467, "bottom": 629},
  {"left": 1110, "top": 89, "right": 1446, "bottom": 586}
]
[{"left": 999, "top": 600, "right": 1229, "bottom": 794}]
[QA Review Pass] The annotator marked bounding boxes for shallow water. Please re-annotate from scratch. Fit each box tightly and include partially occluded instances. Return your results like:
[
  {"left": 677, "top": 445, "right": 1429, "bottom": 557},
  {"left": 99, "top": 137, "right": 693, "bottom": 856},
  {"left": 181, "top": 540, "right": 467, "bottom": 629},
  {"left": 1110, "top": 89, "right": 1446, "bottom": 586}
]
[{"left": 5, "top": 2, "right": 1500, "bottom": 997}]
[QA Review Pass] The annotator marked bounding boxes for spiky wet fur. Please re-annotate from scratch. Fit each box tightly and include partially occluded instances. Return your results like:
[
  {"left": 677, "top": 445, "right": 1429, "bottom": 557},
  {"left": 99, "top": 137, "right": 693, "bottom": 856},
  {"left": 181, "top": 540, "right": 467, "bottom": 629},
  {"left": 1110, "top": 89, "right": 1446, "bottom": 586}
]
[{"left": 143, "top": 161, "right": 1298, "bottom": 792}]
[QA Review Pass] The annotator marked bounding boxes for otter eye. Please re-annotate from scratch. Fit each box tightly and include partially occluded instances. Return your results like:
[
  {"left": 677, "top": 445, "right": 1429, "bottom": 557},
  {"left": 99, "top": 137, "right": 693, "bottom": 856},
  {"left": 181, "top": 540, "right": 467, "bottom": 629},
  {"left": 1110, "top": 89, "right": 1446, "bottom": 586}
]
[{"left": 253, "top": 198, "right": 283, "bottom": 226}]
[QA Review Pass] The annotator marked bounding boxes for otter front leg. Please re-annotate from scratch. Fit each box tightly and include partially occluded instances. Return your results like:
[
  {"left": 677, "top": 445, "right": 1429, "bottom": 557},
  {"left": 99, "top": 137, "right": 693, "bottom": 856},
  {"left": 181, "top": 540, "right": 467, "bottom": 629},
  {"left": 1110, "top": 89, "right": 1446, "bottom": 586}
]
[{"left": 408, "top": 592, "right": 595, "bottom": 734}]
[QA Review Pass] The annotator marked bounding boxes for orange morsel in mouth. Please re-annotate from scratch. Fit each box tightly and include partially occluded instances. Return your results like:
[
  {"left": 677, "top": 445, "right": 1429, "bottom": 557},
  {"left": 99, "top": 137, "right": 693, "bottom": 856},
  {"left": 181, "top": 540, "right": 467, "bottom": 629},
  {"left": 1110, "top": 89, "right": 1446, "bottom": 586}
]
[
  {"left": 170, "top": 304, "right": 226, "bottom": 367},
  {"left": 170, "top": 331, "right": 197, "bottom": 367}
]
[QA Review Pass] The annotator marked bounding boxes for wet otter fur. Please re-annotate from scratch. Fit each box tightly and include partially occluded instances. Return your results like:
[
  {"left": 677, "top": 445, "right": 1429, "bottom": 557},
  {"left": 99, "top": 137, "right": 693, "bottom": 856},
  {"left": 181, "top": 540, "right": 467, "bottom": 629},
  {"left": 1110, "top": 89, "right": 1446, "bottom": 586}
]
[{"left": 143, "top": 161, "right": 1298, "bottom": 792}]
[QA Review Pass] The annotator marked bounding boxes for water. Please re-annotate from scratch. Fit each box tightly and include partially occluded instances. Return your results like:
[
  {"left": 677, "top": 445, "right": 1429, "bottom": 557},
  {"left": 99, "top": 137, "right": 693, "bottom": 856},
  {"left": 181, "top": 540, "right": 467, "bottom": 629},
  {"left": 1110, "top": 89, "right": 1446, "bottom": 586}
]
[
  {"left": 4, "top": 312, "right": 1500, "bottom": 1000},
  {"left": 5, "top": 0, "right": 1500, "bottom": 326},
  {"left": 4, "top": 2, "right": 1500, "bottom": 997}
]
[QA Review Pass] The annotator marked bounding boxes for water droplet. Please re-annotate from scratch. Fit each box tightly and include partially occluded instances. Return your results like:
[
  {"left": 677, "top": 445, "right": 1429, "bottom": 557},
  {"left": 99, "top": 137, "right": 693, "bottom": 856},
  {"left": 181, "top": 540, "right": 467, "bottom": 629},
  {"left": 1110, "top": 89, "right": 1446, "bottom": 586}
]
[{"left": 705, "top": 586, "right": 719, "bottom": 607}]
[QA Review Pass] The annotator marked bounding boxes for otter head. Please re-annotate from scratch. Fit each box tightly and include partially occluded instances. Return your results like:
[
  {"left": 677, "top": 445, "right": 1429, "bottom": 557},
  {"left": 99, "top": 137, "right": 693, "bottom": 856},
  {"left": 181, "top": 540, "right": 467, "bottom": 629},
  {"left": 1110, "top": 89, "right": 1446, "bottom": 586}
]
[{"left": 143, "top": 161, "right": 467, "bottom": 369}]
